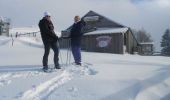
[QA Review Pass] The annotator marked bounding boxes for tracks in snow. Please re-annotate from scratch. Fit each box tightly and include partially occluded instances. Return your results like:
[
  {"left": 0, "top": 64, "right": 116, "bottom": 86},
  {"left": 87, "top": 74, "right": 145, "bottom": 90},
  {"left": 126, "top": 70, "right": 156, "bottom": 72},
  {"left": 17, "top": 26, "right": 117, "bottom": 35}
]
[
  {"left": 102, "top": 67, "right": 170, "bottom": 100},
  {"left": 0, "top": 68, "right": 46, "bottom": 88},
  {"left": 21, "top": 70, "right": 72, "bottom": 100},
  {"left": 20, "top": 63, "right": 96, "bottom": 100}
]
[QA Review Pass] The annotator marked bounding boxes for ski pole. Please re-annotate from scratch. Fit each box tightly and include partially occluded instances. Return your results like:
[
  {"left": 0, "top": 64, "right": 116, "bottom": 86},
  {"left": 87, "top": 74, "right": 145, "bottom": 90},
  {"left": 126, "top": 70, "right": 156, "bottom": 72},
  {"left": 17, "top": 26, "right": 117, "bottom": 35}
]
[
  {"left": 58, "top": 39, "right": 63, "bottom": 65},
  {"left": 66, "top": 38, "right": 69, "bottom": 66},
  {"left": 68, "top": 38, "right": 71, "bottom": 65}
]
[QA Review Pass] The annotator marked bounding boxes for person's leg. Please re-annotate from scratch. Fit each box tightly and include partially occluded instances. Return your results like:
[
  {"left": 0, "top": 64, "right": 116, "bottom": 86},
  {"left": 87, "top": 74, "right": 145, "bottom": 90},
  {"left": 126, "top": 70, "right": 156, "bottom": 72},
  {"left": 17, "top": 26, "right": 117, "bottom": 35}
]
[
  {"left": 71, "top": 45, "right": 76, "bottom": 63},
  {"left": 43, "top": 42, "right": 50, "bottom": 69},
  {"left": 76, "top": 46, "right": 81, "bottom": 64},
  {"left": 51, "top": 42, "right": 60, "bottom": 68},
  {"left": 71, "top": 45, "right": 81, "bottom": 65}
]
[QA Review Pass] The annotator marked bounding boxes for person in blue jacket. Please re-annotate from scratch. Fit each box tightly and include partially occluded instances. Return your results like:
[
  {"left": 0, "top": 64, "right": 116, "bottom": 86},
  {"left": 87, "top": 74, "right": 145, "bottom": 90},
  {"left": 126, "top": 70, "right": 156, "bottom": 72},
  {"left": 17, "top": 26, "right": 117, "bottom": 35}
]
[{"left": 70, "top": 16, "right": 86, "bottom": 65}]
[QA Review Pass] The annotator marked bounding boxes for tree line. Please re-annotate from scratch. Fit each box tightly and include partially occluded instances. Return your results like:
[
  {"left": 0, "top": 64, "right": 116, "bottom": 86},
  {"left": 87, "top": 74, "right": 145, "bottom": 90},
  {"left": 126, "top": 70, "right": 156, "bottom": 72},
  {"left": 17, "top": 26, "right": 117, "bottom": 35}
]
[
  {"left": 161, "top": 29, "right": 170, "bottom": 56},
  {"left": 133, "top": 28, "right": 170, "bottom": 56}
]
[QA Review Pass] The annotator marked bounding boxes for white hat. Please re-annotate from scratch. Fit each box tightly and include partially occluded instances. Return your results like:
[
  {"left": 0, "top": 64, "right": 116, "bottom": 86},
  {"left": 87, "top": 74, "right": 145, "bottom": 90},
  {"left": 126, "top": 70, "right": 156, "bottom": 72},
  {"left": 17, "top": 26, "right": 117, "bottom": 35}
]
[{"left": 44, "top": 12, "right": 51, "bottom": 17}]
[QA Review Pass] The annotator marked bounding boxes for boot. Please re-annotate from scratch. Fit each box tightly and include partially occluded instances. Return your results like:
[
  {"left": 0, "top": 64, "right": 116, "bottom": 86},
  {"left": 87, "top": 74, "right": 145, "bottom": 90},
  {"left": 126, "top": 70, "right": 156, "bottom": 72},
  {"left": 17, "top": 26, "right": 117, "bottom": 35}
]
[
  {"left": 55, "top": 63, "right": 61, "bottom": 69},
  {"left": 43, "top": 66, "right": 48, "bottom": 71}
]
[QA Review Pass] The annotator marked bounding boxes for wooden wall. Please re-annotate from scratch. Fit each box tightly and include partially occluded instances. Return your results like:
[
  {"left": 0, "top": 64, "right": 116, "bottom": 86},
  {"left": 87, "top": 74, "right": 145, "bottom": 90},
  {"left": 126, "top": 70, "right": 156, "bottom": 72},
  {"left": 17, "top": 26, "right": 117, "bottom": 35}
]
[
  {"left": 126, "top": 30, "right": 138, "bottom": 54},
  {"left": 59, "top": 31, "right": 138, "bottom": 54},
  {"left": 82, "top": 33, "right": 124, "bottom": 54}
]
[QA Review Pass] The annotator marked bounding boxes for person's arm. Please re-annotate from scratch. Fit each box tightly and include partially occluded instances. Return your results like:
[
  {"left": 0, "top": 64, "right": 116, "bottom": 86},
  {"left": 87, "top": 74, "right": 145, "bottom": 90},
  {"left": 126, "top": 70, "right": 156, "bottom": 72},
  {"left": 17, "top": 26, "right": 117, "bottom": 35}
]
[
  {"left": 45, "top": 20, "right": 58, "bottom": 40},
  {"left": 81, "top": 20, "right": 86, "bottom": 34},
  {"left": 69, "top": 24, "right": 75, "bottom": 38},
  {"left": 81, "top": 20, "right": 86, "bottom": 26}
]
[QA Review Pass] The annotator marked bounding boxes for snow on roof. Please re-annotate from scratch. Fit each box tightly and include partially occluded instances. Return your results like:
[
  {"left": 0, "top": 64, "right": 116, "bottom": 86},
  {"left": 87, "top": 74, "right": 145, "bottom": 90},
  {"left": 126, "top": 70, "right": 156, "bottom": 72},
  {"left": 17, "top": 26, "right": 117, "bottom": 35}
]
[
  {"left": 139, "top": 42, "right": 154, "bottom": 45},
  {"left": 85, "top": 27, "right": 128, "bottom": 35}
]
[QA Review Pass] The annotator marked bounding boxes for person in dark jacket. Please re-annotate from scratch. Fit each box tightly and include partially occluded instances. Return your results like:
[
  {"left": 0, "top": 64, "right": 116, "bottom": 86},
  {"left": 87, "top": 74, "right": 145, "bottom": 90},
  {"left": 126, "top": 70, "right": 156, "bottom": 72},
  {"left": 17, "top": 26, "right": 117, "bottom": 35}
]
[
  {"left": 70, "top": 16, "right": 86, "bottom": 65},
  {"left": 39, "top": 12, "right": 60, "bottom": 71}
]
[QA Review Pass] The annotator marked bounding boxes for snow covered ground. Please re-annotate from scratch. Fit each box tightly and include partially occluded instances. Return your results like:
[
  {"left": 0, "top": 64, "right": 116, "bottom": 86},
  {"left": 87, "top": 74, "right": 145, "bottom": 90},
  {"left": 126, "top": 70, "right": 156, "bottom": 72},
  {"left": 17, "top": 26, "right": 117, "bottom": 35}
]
[{"left": 0, "top": 36, "right": 170, "bottom": 100}]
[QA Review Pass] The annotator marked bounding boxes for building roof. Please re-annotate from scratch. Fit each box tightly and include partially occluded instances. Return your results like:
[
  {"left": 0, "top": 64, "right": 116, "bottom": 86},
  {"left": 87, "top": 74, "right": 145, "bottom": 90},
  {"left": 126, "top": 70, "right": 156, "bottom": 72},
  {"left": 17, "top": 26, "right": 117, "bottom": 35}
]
[
  {"left": 64, "top": 10, "right": 126, "bottom": 33},
  {"left": 84, "top": 27, "right": 128, "bottom": 35},
  {"left": 82, "top": 10, "right": 125, "bottom": 28},
  {"left": 139, "top": 42, "right": 154, "bottom": 45}
]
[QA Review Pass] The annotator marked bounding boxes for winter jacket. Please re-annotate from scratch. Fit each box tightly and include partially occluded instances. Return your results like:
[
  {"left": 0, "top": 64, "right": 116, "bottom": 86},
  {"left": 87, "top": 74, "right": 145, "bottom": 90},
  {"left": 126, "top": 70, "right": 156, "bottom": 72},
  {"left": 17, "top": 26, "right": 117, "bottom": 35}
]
[
  {"left": 39, "top": 18, "right": 58, "bottom": 43},
  {"left": 70, "top": 21, "right": 86, "bottom": 46}
]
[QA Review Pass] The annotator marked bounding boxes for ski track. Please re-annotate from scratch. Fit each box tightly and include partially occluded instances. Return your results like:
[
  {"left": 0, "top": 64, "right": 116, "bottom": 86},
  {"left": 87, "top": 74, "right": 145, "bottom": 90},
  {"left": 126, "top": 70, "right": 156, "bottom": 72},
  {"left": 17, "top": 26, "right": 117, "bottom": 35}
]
[
  {"left": 20, "top": 63, "right": 96, "bottom": 100},
  {"left": 135, "top": 73, "right": 170, "bottom": 100},
  {"left": 0, "top": 73, "right": 12, "bottom": 87},
  {"left": 102, "top": 68, "right": 170, "bottom": 100},
  {"left": 21, "top": 70, "right": 72, "bottom": 100},
  {"left": 0, "top": 68, "right": 46, "bottom": 88}
]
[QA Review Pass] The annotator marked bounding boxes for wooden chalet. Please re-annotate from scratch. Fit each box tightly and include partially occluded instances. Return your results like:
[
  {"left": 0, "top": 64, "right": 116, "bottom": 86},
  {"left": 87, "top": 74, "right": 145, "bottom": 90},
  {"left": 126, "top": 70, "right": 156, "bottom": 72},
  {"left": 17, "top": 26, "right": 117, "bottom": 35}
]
[{"left": 61, "top": 11, "right": 139, "bottom": 54}]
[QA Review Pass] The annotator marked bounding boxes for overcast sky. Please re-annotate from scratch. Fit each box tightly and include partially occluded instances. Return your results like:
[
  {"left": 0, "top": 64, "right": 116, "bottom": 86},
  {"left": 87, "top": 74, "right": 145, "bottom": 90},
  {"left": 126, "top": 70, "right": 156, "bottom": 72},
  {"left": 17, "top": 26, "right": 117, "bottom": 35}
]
[{"left": 0, "top": 0, "right": 170, "bottom": 51}]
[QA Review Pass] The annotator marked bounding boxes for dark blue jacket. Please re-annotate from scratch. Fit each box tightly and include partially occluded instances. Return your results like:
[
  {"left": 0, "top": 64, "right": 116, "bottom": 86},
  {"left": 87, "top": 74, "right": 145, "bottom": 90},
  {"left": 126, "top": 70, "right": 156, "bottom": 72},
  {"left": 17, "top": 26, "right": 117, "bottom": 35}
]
[{"left": 70, "top": 21, "right": 86, "bottom": 46}]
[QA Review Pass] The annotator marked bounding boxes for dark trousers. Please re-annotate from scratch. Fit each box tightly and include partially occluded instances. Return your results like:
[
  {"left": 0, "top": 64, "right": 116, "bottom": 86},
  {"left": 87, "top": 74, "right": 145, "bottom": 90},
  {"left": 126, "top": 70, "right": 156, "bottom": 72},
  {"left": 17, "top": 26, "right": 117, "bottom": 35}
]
[
  {"left": 71, "top": 45, "right": 81, "bottom": 64},
  {"left": 43, "top": 41, "right": 59, "bottom": 67}
]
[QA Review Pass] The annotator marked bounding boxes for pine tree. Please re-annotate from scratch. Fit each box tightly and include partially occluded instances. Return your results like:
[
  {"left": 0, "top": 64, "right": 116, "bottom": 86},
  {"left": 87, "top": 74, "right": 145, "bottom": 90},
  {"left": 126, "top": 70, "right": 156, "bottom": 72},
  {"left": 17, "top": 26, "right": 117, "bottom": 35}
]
[{"left": 161, "top": 29, "right": 170, "bottom": 56}]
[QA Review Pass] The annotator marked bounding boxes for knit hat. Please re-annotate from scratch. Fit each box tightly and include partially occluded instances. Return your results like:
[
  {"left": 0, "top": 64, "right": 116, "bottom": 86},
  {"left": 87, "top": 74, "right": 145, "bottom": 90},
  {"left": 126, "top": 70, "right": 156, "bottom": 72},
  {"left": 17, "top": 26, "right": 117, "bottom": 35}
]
[{"left": 44, "top": 12, "right": 51, "bottom": 17}]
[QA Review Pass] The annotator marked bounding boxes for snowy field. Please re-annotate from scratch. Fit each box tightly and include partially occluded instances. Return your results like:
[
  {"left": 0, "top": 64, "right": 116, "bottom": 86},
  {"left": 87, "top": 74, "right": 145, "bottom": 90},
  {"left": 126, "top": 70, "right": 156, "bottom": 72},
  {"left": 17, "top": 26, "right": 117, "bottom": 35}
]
[{"left": 0, "top": 36, "right": 170, "bottom": 100}]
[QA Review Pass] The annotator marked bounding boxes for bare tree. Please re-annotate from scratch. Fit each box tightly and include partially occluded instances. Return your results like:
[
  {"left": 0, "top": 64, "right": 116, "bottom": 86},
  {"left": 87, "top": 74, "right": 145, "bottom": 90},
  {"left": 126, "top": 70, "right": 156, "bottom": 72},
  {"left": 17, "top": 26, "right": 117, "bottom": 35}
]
[{"left": 133, "top": 28, "right": 153, "bottom": 43}]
